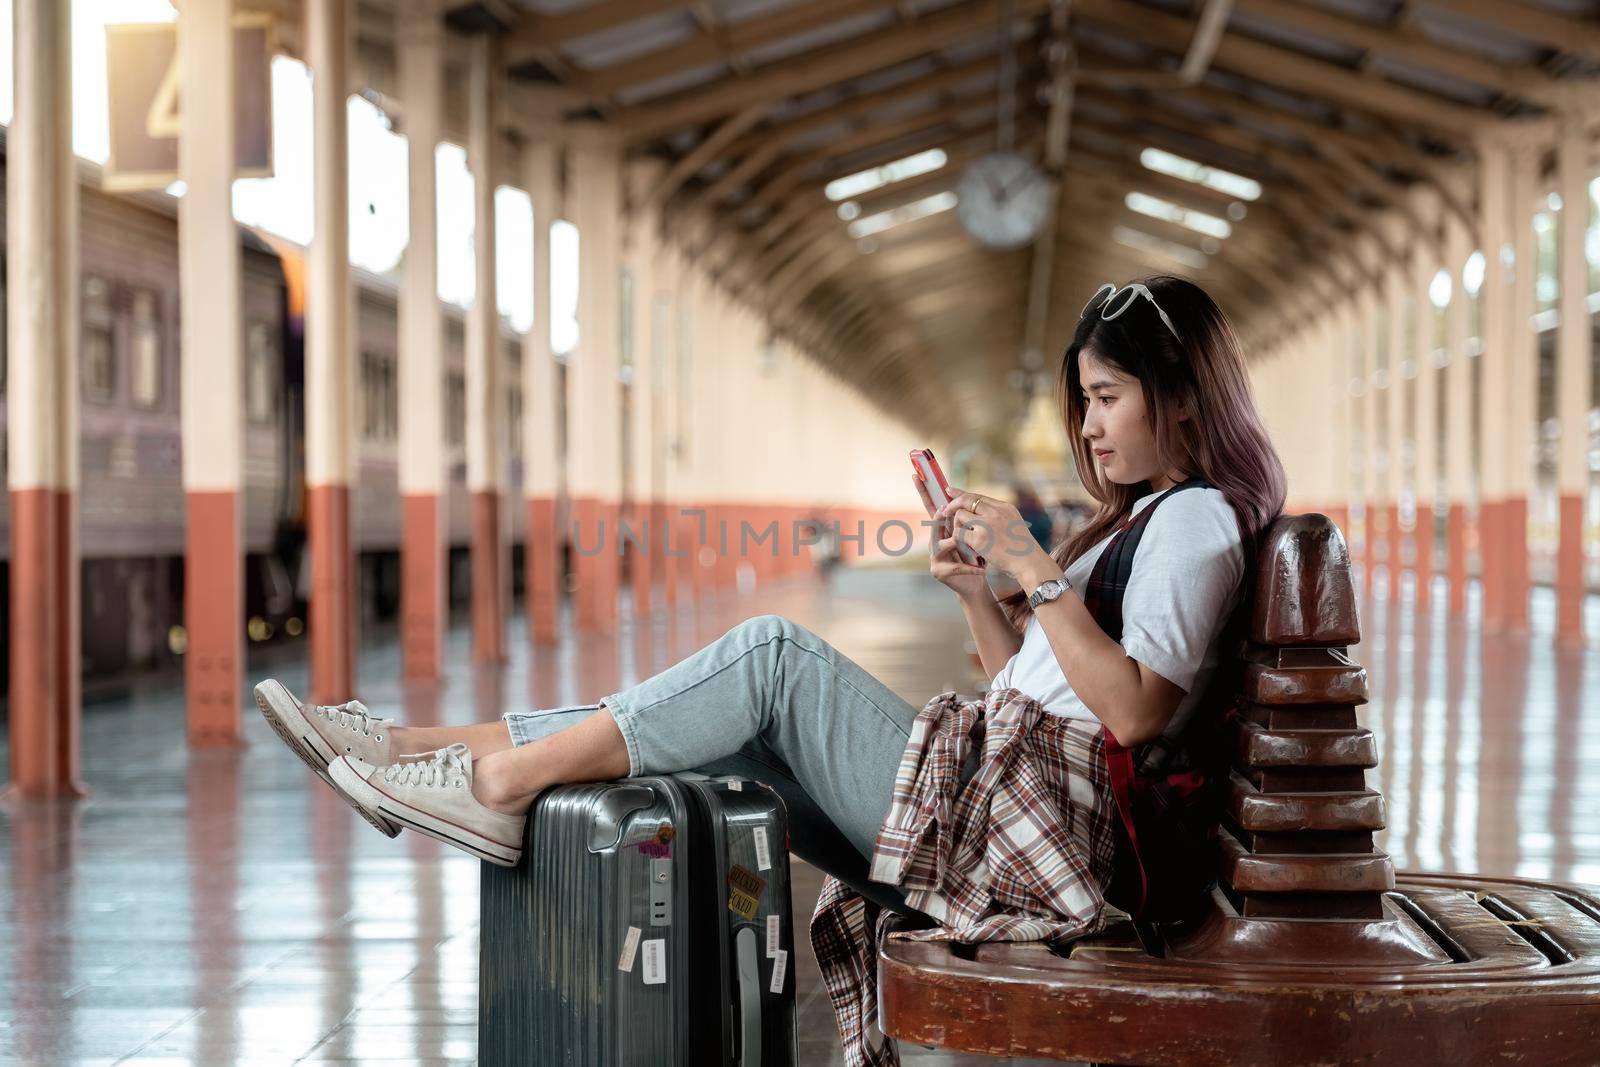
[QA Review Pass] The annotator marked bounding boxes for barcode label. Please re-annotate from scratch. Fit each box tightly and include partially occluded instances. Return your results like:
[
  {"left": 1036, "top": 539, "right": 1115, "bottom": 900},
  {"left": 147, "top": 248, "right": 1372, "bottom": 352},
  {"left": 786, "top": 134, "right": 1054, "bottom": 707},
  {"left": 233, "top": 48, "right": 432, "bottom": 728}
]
[
  {"left": 728, "top": 779, "right": 743, "bottom": 791},
  {"left": 753, "top": 826, "right": 772, "bottom": 871},
  {"left": 766, "top": 914, "right": 780, "bottom": 957},
  {"left": 617, "top": 926, "right": 641, "bottom": 973},
  {"left": 769, "top": 948, "right": 788, "bottom": 994},
  {"left": 641, "top": 938, "right": 666, "bottom": 985}
]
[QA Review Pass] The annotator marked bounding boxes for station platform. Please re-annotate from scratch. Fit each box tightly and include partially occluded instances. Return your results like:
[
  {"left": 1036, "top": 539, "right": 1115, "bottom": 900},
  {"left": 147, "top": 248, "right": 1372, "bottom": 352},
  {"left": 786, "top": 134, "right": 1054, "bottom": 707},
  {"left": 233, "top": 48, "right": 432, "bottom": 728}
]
[{"left": 3, "top": 566, "right": 1598, "bottom": 1065}]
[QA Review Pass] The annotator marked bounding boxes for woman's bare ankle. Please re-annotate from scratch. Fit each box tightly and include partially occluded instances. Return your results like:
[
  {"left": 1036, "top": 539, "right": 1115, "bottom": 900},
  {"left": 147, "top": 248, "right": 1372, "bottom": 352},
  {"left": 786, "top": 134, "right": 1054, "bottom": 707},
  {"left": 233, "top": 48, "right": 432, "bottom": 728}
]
[{"left": 472, "top": 749, "right": 535, "bottom": 816}]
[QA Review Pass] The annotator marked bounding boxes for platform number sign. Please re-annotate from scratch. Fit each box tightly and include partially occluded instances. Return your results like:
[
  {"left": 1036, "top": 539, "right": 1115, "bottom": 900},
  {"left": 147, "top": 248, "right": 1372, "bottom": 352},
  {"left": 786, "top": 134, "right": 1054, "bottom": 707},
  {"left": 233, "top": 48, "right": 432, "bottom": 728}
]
[{"left": 103, "top": 15, "right": 275, "bottom": 192}]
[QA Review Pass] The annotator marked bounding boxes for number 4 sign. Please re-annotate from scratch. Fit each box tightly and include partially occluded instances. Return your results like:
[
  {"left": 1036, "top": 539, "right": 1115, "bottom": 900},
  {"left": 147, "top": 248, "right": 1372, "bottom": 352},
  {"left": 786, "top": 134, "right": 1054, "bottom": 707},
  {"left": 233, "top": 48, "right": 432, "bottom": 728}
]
[{"left": 103, "top": 14, "right": 275, "bottom": 192}]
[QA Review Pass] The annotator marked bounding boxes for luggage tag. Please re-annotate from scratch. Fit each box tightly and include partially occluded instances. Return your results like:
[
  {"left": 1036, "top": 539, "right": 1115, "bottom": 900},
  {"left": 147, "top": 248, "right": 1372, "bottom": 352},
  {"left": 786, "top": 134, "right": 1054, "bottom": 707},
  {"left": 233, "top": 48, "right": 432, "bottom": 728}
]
[{"left": 635, "top": 821, "right": 675, "bottom": 860}]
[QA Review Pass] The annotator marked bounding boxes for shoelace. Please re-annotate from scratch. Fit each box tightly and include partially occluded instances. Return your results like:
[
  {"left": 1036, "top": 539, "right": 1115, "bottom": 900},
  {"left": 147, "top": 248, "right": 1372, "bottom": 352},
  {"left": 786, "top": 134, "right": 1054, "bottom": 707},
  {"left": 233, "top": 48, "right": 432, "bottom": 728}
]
[
  {"left": 312, "top": 700, "right": 388, "bottom": 742},
  {"left": 382, "top": 743, "right": 468, "bottom": 790}
]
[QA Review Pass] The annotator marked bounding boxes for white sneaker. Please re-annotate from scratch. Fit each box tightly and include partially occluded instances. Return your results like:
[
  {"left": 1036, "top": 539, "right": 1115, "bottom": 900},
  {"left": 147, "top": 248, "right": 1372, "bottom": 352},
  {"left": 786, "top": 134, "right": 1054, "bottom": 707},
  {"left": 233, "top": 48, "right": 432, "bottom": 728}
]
[
  {"left": 327, "top": 744, "right": 525, "bottom": 867},
  {"left": 254, "top": 678, "right": 401, "bottom": 837}
]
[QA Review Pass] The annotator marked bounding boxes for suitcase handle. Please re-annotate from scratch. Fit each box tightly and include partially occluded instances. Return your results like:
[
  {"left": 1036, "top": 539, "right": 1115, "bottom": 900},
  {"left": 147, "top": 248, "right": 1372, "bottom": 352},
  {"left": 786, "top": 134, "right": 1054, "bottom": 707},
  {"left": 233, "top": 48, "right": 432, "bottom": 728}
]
[{"left": 734, "top": 925, "right": 763, "bottom": 1067}]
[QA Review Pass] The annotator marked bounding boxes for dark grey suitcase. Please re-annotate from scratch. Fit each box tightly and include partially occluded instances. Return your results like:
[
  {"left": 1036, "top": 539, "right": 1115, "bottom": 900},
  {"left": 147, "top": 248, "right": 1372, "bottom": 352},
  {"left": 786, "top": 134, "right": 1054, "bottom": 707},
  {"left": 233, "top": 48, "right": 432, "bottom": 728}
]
[{"left": 479, "top": 773, "right": 797, "bottom": 1066}]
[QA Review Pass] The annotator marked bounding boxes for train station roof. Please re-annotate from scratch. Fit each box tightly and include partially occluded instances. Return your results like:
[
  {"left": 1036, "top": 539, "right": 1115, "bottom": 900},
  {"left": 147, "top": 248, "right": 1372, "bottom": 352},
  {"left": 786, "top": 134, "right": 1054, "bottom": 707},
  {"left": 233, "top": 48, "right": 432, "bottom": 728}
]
[{"left": 309, "top": 0, "right": 1600, "bottom": 445}]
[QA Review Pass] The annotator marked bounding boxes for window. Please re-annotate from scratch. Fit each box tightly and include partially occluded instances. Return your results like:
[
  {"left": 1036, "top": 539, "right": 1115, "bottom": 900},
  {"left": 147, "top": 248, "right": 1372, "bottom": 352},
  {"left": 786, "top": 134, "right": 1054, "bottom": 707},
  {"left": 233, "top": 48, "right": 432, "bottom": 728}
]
[
  {"left": 246, "top": 322, "right": 277, "bottom": 424},
  {"left": 82, "top": 275, "right": 114, "bottom": 401},
  {"left": 360, "top": 351, "right": 397, "bottom": 441},
  {"left": 130, "top": 290, "right": 162, "bottom": 408},
  {"left": 447, "top": 372, "right": 465, "bottom": 446}
]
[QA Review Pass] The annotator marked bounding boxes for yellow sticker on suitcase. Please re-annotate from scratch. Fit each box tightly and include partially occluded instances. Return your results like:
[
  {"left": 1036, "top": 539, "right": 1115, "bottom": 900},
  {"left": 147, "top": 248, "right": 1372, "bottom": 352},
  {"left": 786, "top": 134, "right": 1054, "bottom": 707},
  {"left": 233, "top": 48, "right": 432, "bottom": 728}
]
[{"left": 728, "top": 863, "right": 765, "bottom": 919}]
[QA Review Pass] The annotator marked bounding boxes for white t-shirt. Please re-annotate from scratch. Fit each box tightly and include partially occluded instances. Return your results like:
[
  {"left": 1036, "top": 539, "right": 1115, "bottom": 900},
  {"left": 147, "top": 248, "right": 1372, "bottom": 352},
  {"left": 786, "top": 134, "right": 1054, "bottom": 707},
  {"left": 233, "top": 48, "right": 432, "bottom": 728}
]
[{"left": 989, "top": 486, "right": 1246, "bottom": 730}]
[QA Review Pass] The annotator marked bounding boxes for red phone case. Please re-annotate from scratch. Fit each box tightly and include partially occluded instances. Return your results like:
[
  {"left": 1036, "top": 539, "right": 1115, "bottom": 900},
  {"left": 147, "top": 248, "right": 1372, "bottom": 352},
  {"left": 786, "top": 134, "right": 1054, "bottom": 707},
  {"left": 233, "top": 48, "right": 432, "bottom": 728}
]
[{"left": 910, "top": 448, "right": 985, "bottom": 566}]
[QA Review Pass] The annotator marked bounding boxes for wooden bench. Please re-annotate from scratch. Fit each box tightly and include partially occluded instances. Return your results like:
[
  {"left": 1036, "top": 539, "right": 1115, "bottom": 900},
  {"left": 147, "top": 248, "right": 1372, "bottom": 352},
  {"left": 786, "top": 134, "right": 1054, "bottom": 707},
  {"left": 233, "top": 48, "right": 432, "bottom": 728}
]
[{"left": 878, "top": 515, "right": 1600, "bottom": 1066}]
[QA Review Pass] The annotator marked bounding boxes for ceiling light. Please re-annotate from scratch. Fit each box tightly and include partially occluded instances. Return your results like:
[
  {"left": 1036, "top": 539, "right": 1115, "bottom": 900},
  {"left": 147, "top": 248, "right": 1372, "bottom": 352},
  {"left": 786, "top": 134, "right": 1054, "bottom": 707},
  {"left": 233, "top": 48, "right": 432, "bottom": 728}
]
[
  {"left": 1112, "top": 225, "right": 1208, "bottom": 270},
  {"left": 825, "top": 148, "right": 948, "bottom": 201},
  {"left": 1139, "top": 148, "right": 1261, "bottom": 201},
  {"left": 837, "top": 200, "right": 861, "bottom": 221},
  {"left": 1125, "top": 191, "right": 1231, "bottom": 239},
  {"left": 846, "top": 191, "right": 958, "bottom": 238}
]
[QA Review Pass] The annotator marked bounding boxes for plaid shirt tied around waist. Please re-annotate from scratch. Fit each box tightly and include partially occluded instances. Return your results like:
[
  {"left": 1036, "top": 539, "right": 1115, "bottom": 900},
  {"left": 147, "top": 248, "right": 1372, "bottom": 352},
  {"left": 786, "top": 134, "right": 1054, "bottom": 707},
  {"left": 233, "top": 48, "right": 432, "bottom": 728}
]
[{"left": 809, "top": 685, "right": 1118, "bottom": 1067}]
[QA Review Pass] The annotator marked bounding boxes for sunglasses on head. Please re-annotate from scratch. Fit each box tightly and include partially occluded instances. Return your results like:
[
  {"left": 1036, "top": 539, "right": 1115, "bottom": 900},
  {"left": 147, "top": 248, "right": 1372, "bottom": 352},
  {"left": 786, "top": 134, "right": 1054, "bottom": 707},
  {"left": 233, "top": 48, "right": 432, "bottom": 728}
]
[{"left": 1080, "top": 282, "right": 1182, "bottom": 343}]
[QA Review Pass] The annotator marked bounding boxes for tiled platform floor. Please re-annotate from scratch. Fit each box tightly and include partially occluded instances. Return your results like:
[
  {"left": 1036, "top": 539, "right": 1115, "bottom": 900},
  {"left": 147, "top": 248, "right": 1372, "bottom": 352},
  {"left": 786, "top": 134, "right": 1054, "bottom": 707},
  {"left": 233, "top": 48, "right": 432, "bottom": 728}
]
[{"left": 2, "top": 564, "right": 1598, "bottom": 1064}]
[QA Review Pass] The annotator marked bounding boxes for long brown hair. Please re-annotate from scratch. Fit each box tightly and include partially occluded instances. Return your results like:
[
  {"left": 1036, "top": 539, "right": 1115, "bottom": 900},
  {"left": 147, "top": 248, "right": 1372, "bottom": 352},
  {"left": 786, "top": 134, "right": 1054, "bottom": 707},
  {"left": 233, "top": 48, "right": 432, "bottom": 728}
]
[{"left": 998, "top": 275, "right": 1286, "bottom": 631}]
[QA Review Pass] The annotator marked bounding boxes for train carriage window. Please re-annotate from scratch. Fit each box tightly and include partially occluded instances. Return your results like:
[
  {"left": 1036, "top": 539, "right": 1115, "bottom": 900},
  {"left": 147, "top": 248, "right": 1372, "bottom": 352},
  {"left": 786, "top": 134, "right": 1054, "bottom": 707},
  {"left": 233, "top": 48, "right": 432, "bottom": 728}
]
[
  {"left": 130, "top": 290, "right": 162, "bottom": 408},
  {"left": 81, "top": 275, "right": 115, "bottom": 401},
  {"left": 360, "top": 351, "right": 398, "bottom": 441},
  {"left": 508, "top": 385, "right": 523, "bottom": 456},
  {"left": 447, "top": 372, "right": 465, "bottom": 446},
  {"left": 246, "top": 322, "right": 277, "bottom": 424}
]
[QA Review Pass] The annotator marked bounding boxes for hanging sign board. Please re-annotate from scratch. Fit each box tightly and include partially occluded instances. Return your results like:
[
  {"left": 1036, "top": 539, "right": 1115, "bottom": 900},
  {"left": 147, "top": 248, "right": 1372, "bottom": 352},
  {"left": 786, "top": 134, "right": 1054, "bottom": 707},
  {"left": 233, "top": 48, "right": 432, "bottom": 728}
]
[{"left": 104, "top": 14, "right": 275, "bottom": 191}]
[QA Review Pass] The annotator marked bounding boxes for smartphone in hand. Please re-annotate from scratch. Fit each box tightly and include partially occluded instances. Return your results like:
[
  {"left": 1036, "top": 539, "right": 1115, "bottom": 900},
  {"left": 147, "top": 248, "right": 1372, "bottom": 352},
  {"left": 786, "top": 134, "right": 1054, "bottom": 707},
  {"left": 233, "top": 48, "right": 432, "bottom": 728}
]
[{"left": 910, "top": 447, "right": 985, "bottom": 567}]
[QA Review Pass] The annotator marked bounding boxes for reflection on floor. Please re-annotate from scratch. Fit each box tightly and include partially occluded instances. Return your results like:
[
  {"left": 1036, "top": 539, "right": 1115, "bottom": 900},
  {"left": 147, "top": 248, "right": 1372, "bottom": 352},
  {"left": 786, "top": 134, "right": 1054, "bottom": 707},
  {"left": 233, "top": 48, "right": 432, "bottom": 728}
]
[{"left": 2, "top": 566, "right": 1596, "bottom": 1064}]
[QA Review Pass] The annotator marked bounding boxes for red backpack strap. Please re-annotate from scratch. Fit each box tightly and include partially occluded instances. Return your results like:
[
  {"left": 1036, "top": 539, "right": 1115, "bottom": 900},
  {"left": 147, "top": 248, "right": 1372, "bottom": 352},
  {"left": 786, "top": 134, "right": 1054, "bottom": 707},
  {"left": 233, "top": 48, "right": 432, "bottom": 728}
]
[{"left": 1102, "top": 731, "right": 1149, "bottom": 919}]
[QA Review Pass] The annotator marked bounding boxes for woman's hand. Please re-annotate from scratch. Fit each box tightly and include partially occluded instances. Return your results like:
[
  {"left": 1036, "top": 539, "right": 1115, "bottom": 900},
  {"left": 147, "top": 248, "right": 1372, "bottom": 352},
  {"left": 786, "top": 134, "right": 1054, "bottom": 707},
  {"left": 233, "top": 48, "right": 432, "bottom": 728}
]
[
  {"left": 940, "top": 487, "right": 1054, "bottom": 585},
  {"left": 913, "top": 475, "right": 989, "bottom": 599}
]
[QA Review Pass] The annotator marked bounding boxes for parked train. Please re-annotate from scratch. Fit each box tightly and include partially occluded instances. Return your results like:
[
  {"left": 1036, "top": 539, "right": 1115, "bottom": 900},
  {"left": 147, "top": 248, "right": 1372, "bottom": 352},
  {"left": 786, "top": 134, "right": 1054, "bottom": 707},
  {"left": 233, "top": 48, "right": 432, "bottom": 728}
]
[{"left": 0, "top": 150, "right": 546, "bottom": 702}]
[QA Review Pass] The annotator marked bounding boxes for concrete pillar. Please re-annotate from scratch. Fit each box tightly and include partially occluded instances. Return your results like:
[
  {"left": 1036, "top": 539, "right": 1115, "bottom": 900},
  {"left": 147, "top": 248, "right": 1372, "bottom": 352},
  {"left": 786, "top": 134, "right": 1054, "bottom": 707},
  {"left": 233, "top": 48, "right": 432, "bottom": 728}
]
[
  {"left": 1479, "top": 139, "right": 1512, "bottom": 631},
  {"left": 1385, "top": 265, "right": 1408, "bottom": 595},
  {"left": 1442, "top": 218, "right": 1473, "bottom": 616},
  {"left": 6, "top": 0, "right": 85, "bottom": 795},
  {"left": 466, "top": 33, "right": 507, "bottom": 662},
  {"left": 1414, "top": 229, "right": 1440, "bottom": 609},
  {"left": 397, "top": 3, "right": 445, "bottom": 679},
  {"left": 568, "top": 124, "right": 624, "bottom": 631},
  {"left": 307, "top": 0, "right": 357, "bottom": 703},
  {"left": 1556, "top": 114, "right": 1591, "bottom": 640},
  {"left": 1505, "top": 143, "right": 1538, "bottom": 631},
  {"left": 1360, "top": 289, "right": 1381, "bottom": 598},
  {"left": 660, "top": 244, "right": 689, "bottom": 612},
  {"left": 649, "top": 242, "right": 678, "bottom": 610},
  {"left": 522, "top": 133, "right": 562, "bottom": 645},
  {"left": 180, "top": 0, "right": 246, "bottom": 745},
  {"left": 623, "top": 162, "right": 659, "bottom": 623}
]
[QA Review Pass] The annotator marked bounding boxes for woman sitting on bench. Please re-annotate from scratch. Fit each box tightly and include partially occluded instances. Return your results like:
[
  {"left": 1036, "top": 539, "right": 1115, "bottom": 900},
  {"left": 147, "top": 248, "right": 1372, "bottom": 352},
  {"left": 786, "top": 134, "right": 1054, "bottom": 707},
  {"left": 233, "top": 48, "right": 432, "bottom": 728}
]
[{"left": 257, "top": 274, "right": 1286, "bottom": 1065}]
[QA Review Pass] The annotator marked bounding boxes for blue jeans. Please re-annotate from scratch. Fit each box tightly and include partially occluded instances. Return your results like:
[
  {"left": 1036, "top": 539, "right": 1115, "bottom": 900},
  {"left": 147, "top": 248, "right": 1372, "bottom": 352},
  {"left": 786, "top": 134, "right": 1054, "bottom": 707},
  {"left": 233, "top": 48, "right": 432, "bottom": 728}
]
[{"left": 504, "top": 614, "right": 976, "bottom": 917}]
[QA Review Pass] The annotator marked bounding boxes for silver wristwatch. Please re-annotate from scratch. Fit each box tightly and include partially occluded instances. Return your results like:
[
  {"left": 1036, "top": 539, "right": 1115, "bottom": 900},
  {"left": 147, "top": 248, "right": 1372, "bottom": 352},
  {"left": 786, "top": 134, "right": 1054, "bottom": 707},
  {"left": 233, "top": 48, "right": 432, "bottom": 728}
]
[{"left": 1027, "top": 576, "right": 1071, "bottom": 609}]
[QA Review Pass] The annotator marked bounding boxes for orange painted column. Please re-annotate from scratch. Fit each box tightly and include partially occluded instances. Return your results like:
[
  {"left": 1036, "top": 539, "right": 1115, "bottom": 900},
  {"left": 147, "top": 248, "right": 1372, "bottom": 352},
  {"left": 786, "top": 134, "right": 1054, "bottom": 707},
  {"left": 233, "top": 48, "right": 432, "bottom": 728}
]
[
  {"left": 1442, "top": 212, "right": 1474, "bottom": 617},
  {"left": 466, "top": 34, "right": 507, "bottom": 662},
  {"left": 397, "top": 6, "right": 445, "bottom": 678},
  {"left": 5, "top": 0, "right": 84, "bottom": 796},
  {"left": 1503, "top": 142, "right": 1537, "bottom": 632},
  {"left": 306, "top": 0, "right": 358, "bottom": 703},
  {"left": 568, "top": 125, "right": 624, "bottom": 632},
  {"left": 1555, "top": 115, "right": 1590, "bottom": 641},
  {"left": 1478, "top": 140, "right": 1512, "bottom": 631},
  {"left": 522, "top": 132, "right": 562, "bottom": 645},
  {"left": 179, "top": 0, "right": 247, "bottom": 746}
]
